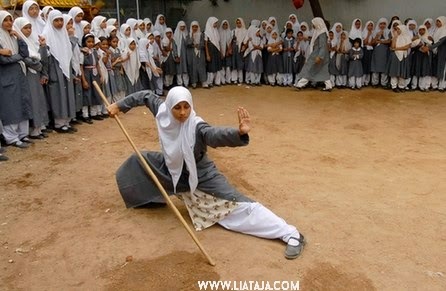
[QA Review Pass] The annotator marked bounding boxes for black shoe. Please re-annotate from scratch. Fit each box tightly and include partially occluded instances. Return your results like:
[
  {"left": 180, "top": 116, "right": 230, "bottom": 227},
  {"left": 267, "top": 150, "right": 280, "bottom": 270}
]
[
  {"left": 321, "top": 87, "right": 332, "bottom": 92},
  {"left": 68, "top": 127, "right": 78, "bottom": 133},
  {"left": 392, "top": 88, "right": 401, "bottom": 93},
  {"left": 29, "top": 135, "right": 45, "bottom": 140},
  {"left": 91, "top": 115, "right": 104, "bottom": 121},
  {"left": 80, "top": 117, "right": 93, "bottom": 124},
  {"left": 102, "top": 113, "right": 110, "bottom": 119},
  {"left": 0, "top": 154, "right": 8, "bottom": 162},
  {"left": 54, "top": 126, "right": 74, "bottom": 134},
  {"left": 70, "top": 119, "right": 82, "bottom": 125},
  {"left": 40, "top": 132, "right": 49, "bottom": 138},
  {"left": 10, "top": 141, "right": 29, "bottom": 149},
  {"left": 21, "top": 137, "right": 34, "bottom": 144},
  {"left": 41, "top": 128, "right": 53, "bottom": 133}
]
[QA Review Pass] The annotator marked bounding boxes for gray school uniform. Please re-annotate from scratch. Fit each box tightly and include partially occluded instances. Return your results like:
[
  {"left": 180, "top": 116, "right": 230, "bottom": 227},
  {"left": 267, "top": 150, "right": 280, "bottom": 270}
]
[
  {"left": 162, "top": 40, "right": 178, "bottom": 75},
  {"left": 111, "top": 48, "right": 127, "bottom": 93},
  {"left": 348, "top": 48, "right": 364, "bottom": 77},
  {"left": 387, "top": 52, "right": 409, "bottom": 78},
  {"left": 371, "top": 42, "right": 389, "bottom": 73},
  {"left": 246, "top": 54, "right": 263, "bottom": 74},
  {"left": 328, "top": 51, "right": 339, "bottom": 76},
  {"left": 231, "top": 34, "right": 244, "bottom": 70},
  {"left": 23, "top": 47, "right": 50, "bottom": 128},
  {"left": 411, "top": 43, "right": 432, "bottom": 77},
  {"left": 205, "top": 37, "right": 222, "bottom": 73},
  {"left": 337, "top": 52, "right": 349, "bottom": 76},
  {"left": 185, "top": 34, "right": 207, "bottom": 84},
  {"left": 82, "top": 50, "right": 102, "bottom": 106},
  {"left": 297, "top": 33, "right": 330, "bottom": 82},
  {"left": 176, "top": 36, "right": 188, "bottom": 74},
  {"left": 47, "top": 55, "right": 76, "bottom": 120},
  {"left": 430, "top": 37, "right": 446, "bottom": 81},
  {"left": 0, "top": 40, "right": 32, "bottom": 126},
  {"left": 114, "top": 91, "right": 253, "bottom": 208},
  {"left": 282, "top": 37, "right": 295, "bottom": 74},
  {"left": 266, "top": 51, "right": 283, "bottom": 74}
]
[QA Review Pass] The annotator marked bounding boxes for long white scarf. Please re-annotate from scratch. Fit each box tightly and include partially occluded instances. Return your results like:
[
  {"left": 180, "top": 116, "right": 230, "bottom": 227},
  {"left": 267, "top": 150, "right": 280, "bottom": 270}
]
[
  {"left": 0, "top": 11, "right": 24, "bottom": 74},
  {"left": 22, "top": 0, "right": 46, "bottom": 42},
  {"left": 153, "top": 14, "right": 167, "bottom": 37},
  {"left": 395, "top": 25, "right": 412, "bottom": 61},
  {"left": 204, "top": 16, "right": 220, "bottom": 51},
  {"left": 190, "top": 21, "right": 202, "bottom": 57},
  {"left": 91, "top": 15, "right": 107, "bottom": 38},
  {"left": 219, "top": 20, "right": 232, "bottom": 56},
  {"left": 233, "top": 18, "right": 247, "bottom": 50},
  {"left": 433, "top": 16, "right": 446, "bottom": 43},
  {"left": 121, "top": 38, "right": 140, "bottom": 85},
  {"left": 42, "top": 10, "right": 73, "bottom": 79},
  {"left": 155, "top": 86, "right": 204, "bottom": 194},
  {"left": 68, "top": 6, "right": 84, "bottom": 43},
  {"left": 308, "top": 17, "right": 328, "bottom": 55},
  {"left": 13, "top": 17, "right": 40, "bottom": 60},
  {"left": 243, "top": 25, "right": 262, "bottom": 61},
  {"left": 362, "top": 21, "right": 374, "bottom": 50},
  {"left": 173, "top": 21, "right": 188, "bottom": 57}
]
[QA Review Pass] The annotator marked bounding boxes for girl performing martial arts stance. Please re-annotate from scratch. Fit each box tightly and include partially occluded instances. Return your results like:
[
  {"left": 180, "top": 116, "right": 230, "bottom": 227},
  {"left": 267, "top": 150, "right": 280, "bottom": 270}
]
[{"left": 107, "top": 86, "right": 305, "bottom": 259}]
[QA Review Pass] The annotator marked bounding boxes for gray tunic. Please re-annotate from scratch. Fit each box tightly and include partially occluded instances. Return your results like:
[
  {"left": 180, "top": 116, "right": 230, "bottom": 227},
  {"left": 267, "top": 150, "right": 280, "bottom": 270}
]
[
  {"left": 23, "top": 46, "right": 49, "bottom": 128},
  {"left": 115, "top": 90, "right": 253, "bottom": 208},
  {"left": 176, "top": 36, "right": 188, "bottom": 74},
  {"left": 47, "top": 55, "right": 76, "bottom": 119},
  {"left": 430, "top": 36, "right": 446, "bottom": 81},
  {"left": 0, "top": 40, "right": 32, "bottom": 126},
  {"left": 186, "top": 34, "right": 207, "bottom": 84},
  {"left": 348, "top": 48, "right": 364, "bottom": 77},
  {"left": 297, "top": 33, "right": 330, "bottom": 81},
  {"left": 371, "top": 43, "right": 389, "bottom": 73}
]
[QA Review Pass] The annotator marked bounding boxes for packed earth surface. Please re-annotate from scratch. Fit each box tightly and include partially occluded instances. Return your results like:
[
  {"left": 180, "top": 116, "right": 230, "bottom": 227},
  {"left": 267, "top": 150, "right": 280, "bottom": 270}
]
[{"left": 1, "top": 85, "right": 445, "bottom": 290}]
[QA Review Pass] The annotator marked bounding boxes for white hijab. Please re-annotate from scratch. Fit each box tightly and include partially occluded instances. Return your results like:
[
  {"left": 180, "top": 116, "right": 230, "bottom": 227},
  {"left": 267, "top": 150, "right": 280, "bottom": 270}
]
[
  {"left": 174, "top": 21, "right": 188, "bottom": 56},
  {"left": 144, "top": 18, "right": 153, "bottom": 35},
  {"left": 243, "top": 25, "right": 262, "bottom": 61},
  {"left": 407, "top": 20, "right": 418, "bottom": 37},
  {"left": 190, "top": 21, "right": 202, "bottom": 57},
  {"left": 121, "top": 38, "right": 140, "bottom": 85},
  {"left": 0, "top": 11, "right": 19, "bottom": 55},
  {"left": 91, "top": 15, "right": 107, "bottom": 37},
  {"left": 155, "top": 86, "right": 204, "bottom": 194},
  {"left": 42, "top": 10, "right": 73, "bottom": 79},
  {"left": 126, "top": 18, "right": 139, "bottom": 40},
  {"left": 395, "top": 25, "right": 412, "bottom": 61},
  {"left": 309, "top": 17, "right": 328, "bottom": 55},
  {"left": 233, "top": 17, "right": 247, "bottom": 50},
  {"left": 22, "top": 1, "right": 46, "bottom": 42},
  {"left": 373, "top": 18, "right": 390, "bottom": 41},
  {"left": 13, "top": 17, "right": 40, "bottom": 60},
  {"left": 68, "top": 6, "right": 84, "bottom": 43},
  {"left": 289, "top": 14, "right": 300, "bottom": 37},
  {"left": 349, "top": 18, "right": 363, "bottom": 45},
  {"left": 219, "top": 20, "right": 232, "bottom": 56},
  {"left": 423, "top": 18, "right": 436, "bottom": 36},
  {"left": 300, "top": 21, "right": 312, "bottom": 39},
  {"left": 417, "top": 25, "right": 432, "bottom": 45},
  {"left": 154, "top": 14, "right": 167, "bottom": 37},
  {"left": 204, "top": 16, "right": 220, "bottom": 50},
  {"left": 433, "top": 16, "right": 446, "bottom": 43},
  {"left": 362, "top": 21, "right": 374, "bottom": 49},
  {"left": 64, "top": 14, "right": 82, "bottom": 77},
  {"left": 330, "top": 22, "right": 343, "bottom": 42}
]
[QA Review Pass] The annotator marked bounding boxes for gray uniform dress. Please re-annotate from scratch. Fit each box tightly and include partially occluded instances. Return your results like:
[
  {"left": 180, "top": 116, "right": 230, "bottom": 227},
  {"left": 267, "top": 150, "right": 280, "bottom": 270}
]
[
  {"left": 176, "top": 35, "right": 188, "bottom": 74},
  {"left": 186, "top": 34, "right": 207, "bottom": 85},
  {"left": 297, "top": 33, "right": 330, "bottom": 82},
  {"left": 430, "top": 36, "right": 446, "bottom": 81},
  {"left": 348, "top": 48, "right": 364, "bottom": 77},
  {"left": 371, "top": 41, "right": 390, "bottom": 73},
  {"left": 115, "top": 90, "right": 253, "bottom": 208},
  {"left": 0, "top": 40, "right": 32, "bottom": 126}
]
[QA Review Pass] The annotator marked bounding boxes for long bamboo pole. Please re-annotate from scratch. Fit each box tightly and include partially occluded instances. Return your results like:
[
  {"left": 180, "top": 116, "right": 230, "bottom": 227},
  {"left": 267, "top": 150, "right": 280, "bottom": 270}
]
[{"left": 93, "top": 81, "right": 216, "bottom": 266}]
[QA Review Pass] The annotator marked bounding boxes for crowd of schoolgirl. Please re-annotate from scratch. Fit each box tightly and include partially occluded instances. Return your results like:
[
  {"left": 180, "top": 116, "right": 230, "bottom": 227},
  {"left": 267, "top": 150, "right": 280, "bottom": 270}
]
[{"left": 1, "top": 0, "right": 446, "bottom": 162}]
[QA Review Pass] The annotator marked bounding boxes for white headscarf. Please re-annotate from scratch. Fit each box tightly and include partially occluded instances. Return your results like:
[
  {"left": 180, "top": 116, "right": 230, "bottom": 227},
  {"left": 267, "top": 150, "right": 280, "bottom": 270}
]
[
  {"left": 155, "top": 86, "right": 204, "bottom": 194},
  {"left": 300, "top": 21, "right": 312, "bottom": 39},
  {"left": 395, "top": 25, "right": 412, "bottom": 61},
  {"left": 219, "top": 20, "right": 232, "bottom": 56},
  {"left": 68, "top": 6, "right": 84, "bottom": 43},
  {"left": 233, "top": 17, "right": 247, "bottom": 50},
  {"left": 14, "top": 17, "right": 41, "bottom": 60},
  {"left": 161, "top": 27, "right": 174, "bottom": 59},
  {"left": 91, "top": 15, "right": 107, "bottom": 37},
  {"left": 373, "top": 18, "right": 390, "bottom": 41},
  {"left": 417, "top": 25, "right": 432, "bottom": 46},
  {"left": 121, "top": 38, "right": 140, "bottom": 85},
  {"left": 41, "top": 6, "right": 53, "bottom": 21},
  {"left": 289, "top": 13, "right": 300, "bottom": 37},
  {"left": 126, "top": 18, "right": 138, "bottom": 40},
  {"left": 433, "top": 16, "right": 446, "bottom": 43},
  {"left": 349, "top": 18, "right": 363, "bottom": 45},
  {"left": 407, "top": 19, "right": 418, "bottom": 37},
  {"left": 268, "top": 16, "right": 278, "bottom": 32},
  {"left": 22, "top": 1, "right": 46, "bottom": 42},
  {"left": 144, "top": 18, "right": 153, "bottom": 35},
  {"left": 105, "top": 25, "right": 117, "bottom": 38},
  {"left": 154, "top": 14, "right": 167, "bottom": 37},
  {"left": 62, "top": 14, "right": 82, "bottom": 77},
  {"left": 330, "top": 22, "right": 343, "bottom": 44},
  {"left": 362, "top": 21, "right": 374, "bottom": 49},
  {"left": 106, "top": 18, "right": 117, "bottom": 27},
  {"left": 0, "top": 11, "right": 19, "bottom": 55},
  {"left": 243, "top": 25, "right": 262, "bottom": 61},
  {"left": 337, "top": 30, "right": 351, "bottom": 52},
  {"left": 204, "top": 16, "right": 220, "bottom": 50},
  {"left": 190, "top": 21, "right": 202, "bottom": 57},
  {"left": 309, "top": 17, "right": 328, "bottom": 55},
  {"left": 423, "top": 18, "right": 436, "bottom": 36},
  {"left": 174, "top": 21, "right": 188, "bottom": 56},
  {"left": 42, "top": 10, "right": 73, "bottom": 79}
]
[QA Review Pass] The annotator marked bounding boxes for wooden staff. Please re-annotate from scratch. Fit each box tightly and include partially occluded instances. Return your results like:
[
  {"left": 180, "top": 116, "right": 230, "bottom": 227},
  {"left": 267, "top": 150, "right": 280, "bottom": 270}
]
[{"left": 93, "top": 81, "right": 216, "bottom": 266}]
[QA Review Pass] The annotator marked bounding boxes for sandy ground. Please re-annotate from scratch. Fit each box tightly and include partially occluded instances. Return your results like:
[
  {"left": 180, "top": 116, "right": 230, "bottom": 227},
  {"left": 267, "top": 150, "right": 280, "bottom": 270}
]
[{"left": 0, "top": 85, "right": 445, "bottom": 291}]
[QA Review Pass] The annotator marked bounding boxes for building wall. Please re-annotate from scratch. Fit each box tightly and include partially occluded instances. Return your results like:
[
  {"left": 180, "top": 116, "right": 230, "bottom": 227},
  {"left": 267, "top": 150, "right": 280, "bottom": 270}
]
[{"left": 182, "top": 0, "right": 446, "bottom": 29}]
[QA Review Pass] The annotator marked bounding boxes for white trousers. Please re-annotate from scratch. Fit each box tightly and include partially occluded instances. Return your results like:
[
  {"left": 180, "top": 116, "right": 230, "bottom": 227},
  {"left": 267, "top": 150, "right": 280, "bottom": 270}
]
[
  {"left": 218, "top": 202, "right": 299, "bottom": 243},
  {"left": 3, "top": 120, "right": 29, "bottom": 144},
  {"left": 248, "top": 73, "right": 261, "bottom": 84},
  {"left": 220, "top": 67, "right": 232, "bottom": 84},
  {"left": 164, "top": 75, "right": 174, "bottom": 87},
  {"left": 207, "top": 72, "right": 221, "bottom": 86},
  {"left": 349, "top": 76, "right": 362, "bottom": 88},
  {"left": 336, "top": 75, "right": 347, "bottom": 87},
  {"left": 267, "top": 73, "right": 282, "bottom": 85},
  {"left": 371, "top": 73, "right": 388, "bottom": 86},
  {"left": 363, "top": 74, "right": 371, "bottom": 86},
  {"left": 297, "top": 78, "right": 332, "bottom": 89},
  {"left": 390, "top": 77, "right": 408, "bottom": 89},
  {"left": 176, "top": 73, "right": 190, "bottom": 87},
  {"left": 231, "top": 69, "right": 243, "bottom": 83},
  {"left": 282, "top": 73, "right": 293, "bottom": 86}
]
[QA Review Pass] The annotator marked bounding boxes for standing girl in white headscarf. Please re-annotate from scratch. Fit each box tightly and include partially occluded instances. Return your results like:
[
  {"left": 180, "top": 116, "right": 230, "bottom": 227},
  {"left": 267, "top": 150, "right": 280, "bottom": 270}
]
[
  {"left": 91, "top": 15, "right": 107, "bottom": 38},
  {"left": 161, "top": 27, "right": 178, "bottom": 88},
  {"left": 335, "top": 30, "right": 351, "bottom": 88},
  {"left": 108, "top": 86, "right": 306, "bottom": 260},
  {"left": 204, "top": 17, "right": 222, "bottom": 86},
  {"left": 0, "top": 11, "right": 33, "bottom": 148},
  {"left": 349, "top": 18, "right": 363, "bottom": 46},
  {"left": 231, "top": 17, "right": 247, "bottom": 84},
  {"left": 68, "top": 6, "right": 85, "bottom": 45},
  {"left": 43, "top": 10, "right": 77, "bottom": 133},
  {"left": 362, "top": 20, "right": 374, "bottom": 86},
  {"left": 174, "top": 21, "right": 189, "bottom": 87},
  {"left": 154, "top": 14, "right": 167, "bottom": 38},
  {"left": 428, "top": 16, "right": 446, "bottom": 91},
  {"left": 370, "top": 17, "right": 391, "bottom": 87},
  {"left": 21, "top": 1, "right": 46, "bottom": 42},
  {"left": 388, "top": 24, "right": 412, "bottom": 92},
  {"left": 185, "top": 21, "right": 208, "bottom": 89},
  {"left": 243, "top": 25, "right": 264, "bottom": 85},
  {"left": 121, "top": 38, "right": 141, "bottom": 94},
  {"left": 411, "top": 25, "right": 433, "bottom": 91},
  {"left": 219, "top": 20, "right": 233, "bottom": 85}
]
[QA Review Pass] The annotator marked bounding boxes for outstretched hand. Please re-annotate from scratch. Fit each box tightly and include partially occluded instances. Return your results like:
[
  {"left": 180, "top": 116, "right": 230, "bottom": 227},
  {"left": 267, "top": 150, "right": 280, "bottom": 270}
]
[{"left": 237, "top": 107, "right": 251, "bottom": 135}]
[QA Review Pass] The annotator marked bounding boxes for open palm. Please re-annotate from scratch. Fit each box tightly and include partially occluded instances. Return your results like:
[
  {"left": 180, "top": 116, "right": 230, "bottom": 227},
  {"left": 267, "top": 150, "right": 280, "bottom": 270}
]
[{"left": 238, "top": 107, "right": 251, "bottom": 135}]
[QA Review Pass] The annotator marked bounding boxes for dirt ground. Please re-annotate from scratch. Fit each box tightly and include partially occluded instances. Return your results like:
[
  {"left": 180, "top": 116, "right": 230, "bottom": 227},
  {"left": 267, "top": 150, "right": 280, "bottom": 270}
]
[{"left": 1, "top": 85, "right": 445, "bottom": 291}]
